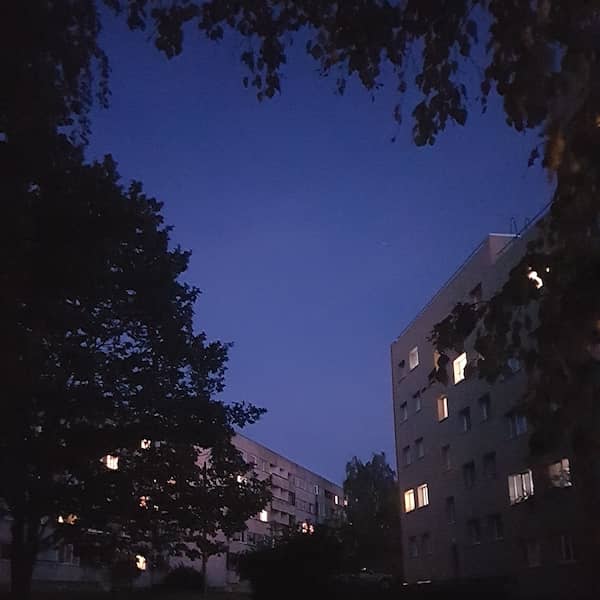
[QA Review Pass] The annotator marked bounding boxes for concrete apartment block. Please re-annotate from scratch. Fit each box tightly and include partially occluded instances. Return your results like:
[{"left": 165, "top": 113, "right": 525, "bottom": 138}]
[{"left": 391, "top": 231, "right": 586, "bottom": 597}]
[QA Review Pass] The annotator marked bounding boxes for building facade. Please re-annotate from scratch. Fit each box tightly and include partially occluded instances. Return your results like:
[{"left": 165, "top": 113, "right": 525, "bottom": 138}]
[
  {"left": 0, "top": 433, "right": 342, "bottom": 592},
  {"left": 203, "top": 433, "right": 344, "bottom": 589},
  {"left": 391, "top": 232, "right": 585, "bottom": 597}
]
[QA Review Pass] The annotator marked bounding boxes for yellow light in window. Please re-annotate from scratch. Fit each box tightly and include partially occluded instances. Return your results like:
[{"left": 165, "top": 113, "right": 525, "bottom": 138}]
[
  {"left": 140, "top": 439, "right": 151, "bottom": 450},
  {"left": 135, "top": 555, "right": 147, "bottom": 571},
  {"left": 101, "top": 455, "right": 119, "bottom": 470}
]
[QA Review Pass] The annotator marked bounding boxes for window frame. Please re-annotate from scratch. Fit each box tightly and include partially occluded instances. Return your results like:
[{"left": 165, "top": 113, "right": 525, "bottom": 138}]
[
  {"left": 416, "top": 483, "right": 429, "bottom": 508},
  {"left": 441, "top": 445, "right": 451, "bottom": 471},
  {"left": 415, "top": 437, "right": 425, "bottom": 460},
  {"left": 437, "top": 395, "right": 449, "bottom": 421},
  {"left": 408, "top": 346, "right": 419, "bottom": 371},
  {"left": 478, "top": 394, "right": 491, "bottom": 421},
  {"left": 404, "top": 489, "right": 416, "bottom": 513},
  {"left": 402, "top": 445, "right": 412, "bottom": 467},
  {"left": 453, "top": 352, "right": 467, "bottom": 384},
  {"left": 463, "top": 461, "right": 476, "bottom": 489},
  {"left": 460, "top": 407, "right": 472, "bottom": 432},
  {"left": 508, "top": 469, "right": 535, "bottom": 505}
]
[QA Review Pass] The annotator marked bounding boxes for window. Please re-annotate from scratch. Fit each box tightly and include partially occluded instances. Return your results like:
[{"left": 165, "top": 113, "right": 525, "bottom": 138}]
[
  {"left": 467, "top": 519, "right": 481, "bottom": 545},
  {"left": 58, "top": 544, "right": 75, "bottom": 564},
  {"left": 289, "top": 491, "right": 296, "bottom": 506},
  {"left": 400, "top": 402, "right": 408, "bottom": 422},
  {"left": 409, "top": 346, "right": 419, "bottom": 370},
  {"left": 314, "top": 484, "right": 320, "bottom": 495},
  {"left": 403, "top": 445, "right": 412, "bottom": 467},
  {"left": 525, "top": 540, "right": 541, "bottom": 567},
  {"left": 508, "top": 469, "right": 534, "bottom": 504},
  {"left": 483, "top": 452, "right": 497, "bottom": 479},
  {"left": 487, "top": 514, "right": 504, "bottom": 540},
  {"left": 101, "top": 455, "right": 119, "bottom": 470},
  {"left": 463, "top": 461, "right": 476, "bottom": 489},
  {"left": 453, "top": 352, "right": 467, "bottom": 384},
  {"left": 404, "top": 489, "right": 416, "bottom": 513},
  {"left": 259, "top": 510, "right": 269, "bottom": 522},
  {"left": 559, "top": 534, "right": 575, "bottom": 562},
  {"left": 249, "top": 454, "right": 258, "bottom": 466},
  {"left": 416, "top": 437, "right": 425, "bottom": 459},
  {"left": 140, "top": 439, "right": 151, "bottom": 450},
  {"left": 408, "top": 536, "right": 419, "bottom": 558},
  {"left": 437, "top": 395, "right": 449, "bottom": 421},
  {"left": 548, "top": 458, "right": 572, "bottom": 488},
  {"left": 507, "top": 411, "right": 528, "bottom": 438},
  {"left": 441, "top": 445, "right": 451, "bottom": 471},
  {"left": 421, "top": 533, "right": 432, "bottom": 555},
  {"left": 334, "top": 495, "right": 339, "bottom": 505},
  {"left": 478, "top": 394, "right": 491, "bottom": 421},
  {"left": 460, "top": 407, "right": 471, "bottom": 432},
  {"left": 135, "top": 554, "right": 147, "bottom": 571},
  {"left": 415, "top": 395, "right": 422, "bottom": 412},
  {"left": 417, "top": 484, "right": 429, "bottom": 508},
  {"left": 445, "top": 497, "right": 456, "bottom": 524}
]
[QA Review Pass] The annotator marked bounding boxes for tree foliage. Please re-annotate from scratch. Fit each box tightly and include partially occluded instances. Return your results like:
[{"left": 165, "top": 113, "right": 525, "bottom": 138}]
[
  {"left": 0, "top": 140, "right": 269, "bottom": 596},
  {"left": 343, "top": 453, "right": 401, "bottom": 573}
]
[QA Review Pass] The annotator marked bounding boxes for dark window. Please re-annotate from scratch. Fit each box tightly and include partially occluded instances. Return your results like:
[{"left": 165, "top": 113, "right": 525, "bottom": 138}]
[
  {"left": 403, "top": 445, "right": 412, "bottom": 467},
  {"left": 441, "top": 445, "right": 451, "bottom": 471},
  {"left": 400, "top": 402, "right": 408, "bottom": 422},
  {"left": 559, "top": 535, "right": 575, "bottom": 562},
  {"left": 487, "top": 514, "right": 503, "bottom": 540},
  {"left": 416, "top": 437, "right": 425, "bottom": 459},
  {"left": 479, "top": 394, "right": 491, "bottom": 421},
  {"left": 483, "top": 452, "right": 497, "bottom": 479},
  {"left": 467, "top": 519, "right": 481, "bottom": 545},
  {"left": 460, "top": 407, "right": 471, "bottom": 432},
  {"left": 289, "top": 491, "right": 296, "bottom": 506},
  {"left": 463, "top": 461, "right": 476, "bottom": 489},
  {"left": 507, "top": 411, "right": 528, "bottom": 438},
  {"left": 445, "top": 497, "right": 456, "bottom": 524},
  {"left": 408, "top": 536, "right": 419, "bottom": 558},
  {"left": 525, "top": 540, "right": 541, "bottom": 567},
  {"left": 421, "top": 533, "right": 432, "bottom": 555}
]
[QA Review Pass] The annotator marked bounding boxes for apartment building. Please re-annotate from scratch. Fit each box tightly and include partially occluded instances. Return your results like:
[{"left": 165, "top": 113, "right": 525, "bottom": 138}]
[
  {"left": 205, "top": 433, "right": 344, "bottom": 589},
  {"left": 391, "top": 232, "right": 586, "bottom": 597},
  {"left": 0, "top": 433, "right": 342, "bottom": 592}
]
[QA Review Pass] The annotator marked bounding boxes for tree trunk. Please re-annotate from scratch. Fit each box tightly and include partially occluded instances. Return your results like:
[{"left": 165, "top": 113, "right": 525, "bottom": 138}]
[
  {"left": 200, "top": 553, "right": 208, "bottom": 597},
  {"left": 10, "top": 516, "right": 37, "bottom": 600}
]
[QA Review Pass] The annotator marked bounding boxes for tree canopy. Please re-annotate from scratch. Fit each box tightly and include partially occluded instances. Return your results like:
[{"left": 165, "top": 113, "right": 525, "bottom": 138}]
[{"left": 343, "top": 453, "right": 401, "bottom": 573}]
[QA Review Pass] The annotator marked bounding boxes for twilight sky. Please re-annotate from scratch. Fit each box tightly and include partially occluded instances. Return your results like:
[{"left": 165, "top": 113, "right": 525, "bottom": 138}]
[{"left": 88, "top": 14, "right": 551, "bottom": 484}]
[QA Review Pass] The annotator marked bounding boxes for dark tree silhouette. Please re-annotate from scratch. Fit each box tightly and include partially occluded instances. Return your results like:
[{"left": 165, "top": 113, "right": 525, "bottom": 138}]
[{"left": 343, "top": 453, "right": 401, "bottom": 574}]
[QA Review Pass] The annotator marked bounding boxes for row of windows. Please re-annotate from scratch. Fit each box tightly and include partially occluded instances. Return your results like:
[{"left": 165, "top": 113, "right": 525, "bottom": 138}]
[
  {"left": 403, "top": 459, "right": 571, "bottom": 515},
  {"left": 402, "top": 347, "right": 468, "bottom": 387}
]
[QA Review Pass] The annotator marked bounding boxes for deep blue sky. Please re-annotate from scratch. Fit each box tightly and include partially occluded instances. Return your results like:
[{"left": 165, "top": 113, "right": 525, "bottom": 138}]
[{"left": 88, "top": 14, "right": 551, "bottom": 484}]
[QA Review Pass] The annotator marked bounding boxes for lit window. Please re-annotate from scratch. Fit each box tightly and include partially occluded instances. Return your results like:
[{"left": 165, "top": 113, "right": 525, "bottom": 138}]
[
  {"left": 403, "top": 445, "right": 412, "bottom": 467},
  {"left": 408, "top": 536, "right": 419, "bottom": 558},
  {"left": 314, "top": 484, "right": 320, "bottom": 495},
  {"left": 527, "top": 270, "right": 543, "bottom": 289},
  {"left": 559, "top": 534, "right": 575, "bottom": 562},
  {"left": 467, "top": 519, "right": 481, "bottom": 545},
  {"left": 417, "top": 484, "right": 429, "bottom": 508},
  {"left": 460, "top": 407, "right": 471, "bottom": 432},
  {"left": 259, "top": 510, "right": 268, "bottom": 522},
  {"left": 525, "top": 540, "right": 541, "bottom": 567},
  {"left": 415, "top": 395, "right": 422, "bottom": 412},
  {"left": 441, "top": 445, "right": 451, "bottom": 471},
  {"left": 400, "top": 401, "right": 408, "bottom": 422},
  {"left": 135, "top": 554, "right": 147, "bottom": 571},
  {"left": 57, "top": 514, "right": 78, "bottom": 525},
  {"left": 548, "top": 458, "right": 572, "bottom": 488},
  {"left": 508, "top": 469, "right": 534, "bottom": 504},
  {"left": 409, "top": 346, "right": 419, "bottom": 370},
  {"left": 453, "top": 353, "right": 467, "bottom": 384},
  {"left": 479, "top": 394, "right": 491, "bottom": 421},
  {"left": 140, "top": 439, "right": 151, "bottom": 450},
  {"left": 404, "top": 489, "right": 416, "bottom": 513},
  {"left": 139, "top": 496, "right": 149, "bottom": 509},
  {"left": 236, "top": 475, "right": 248, "bottom": 484},
  {"left": 101, "top": 455, "right": 119, "bottom": 470},
  {"left": 507, "top": 412, "right": 528, "bottom": 438},
  {"left": 334, "top": 495, "right": 339, "bottom": 505},
  {"left": 437, "top": 395, "right": 449, "bottom": 421},
  {"left": 343, "top": 498, "right": 348, "bottom": 507},
  {"left": 415, "top": 438, "right": 425, "bottom": 459}
]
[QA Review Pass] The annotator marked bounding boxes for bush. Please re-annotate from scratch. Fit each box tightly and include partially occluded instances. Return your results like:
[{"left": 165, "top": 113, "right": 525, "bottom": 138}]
[{"left": 161, "top": 565, "right": 204, "bottom": 591}]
